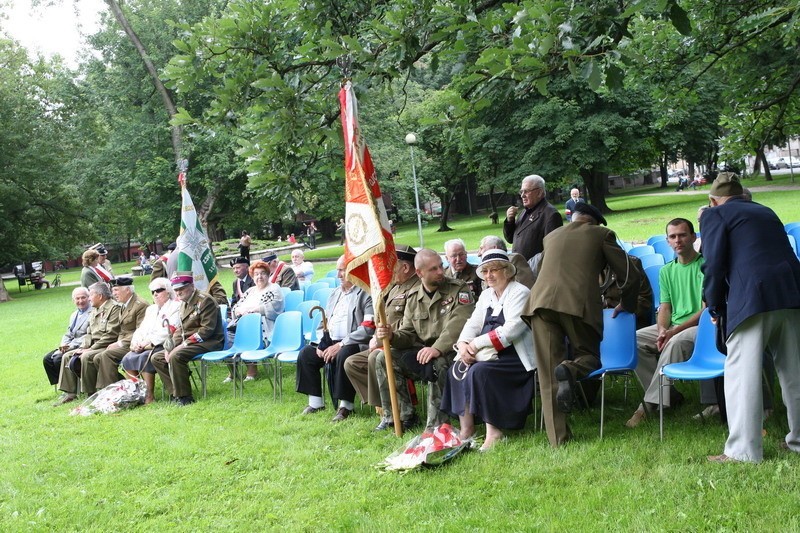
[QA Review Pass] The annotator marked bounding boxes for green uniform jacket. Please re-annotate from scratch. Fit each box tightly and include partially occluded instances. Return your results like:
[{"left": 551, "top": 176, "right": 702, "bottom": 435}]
[
  {"left": 524, "top": 221, "right": 640, "bottom": 336},
  {"left": 391, "top": 278, "right": 475, "bottom": 356},
  {"left": 171, "top": 288, "right": 224, "bottom": 349},
  {"left": 82, "top": 299, "right": 122, "bottom": 350},
  {"left": 382, "top": 275, "right": 422, "bottom": 330},
  {"left": 116, "top": 293, "right": 149, "bottom": 347},
  {"left": 445, "top": 263, "right": 481, "bottom": 298}
]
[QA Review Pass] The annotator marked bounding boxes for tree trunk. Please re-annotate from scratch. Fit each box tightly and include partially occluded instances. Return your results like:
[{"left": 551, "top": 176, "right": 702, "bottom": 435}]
[
  {"left": 105, "top": 0, "right": 182, "bottom": 161},
  {"left": 760, "top": 151, "right": 773, "bottom": 181},
  {"left": 580, "top": 169, "right": 611, "bottom": 213},
  {"left": 437, "top": 192, "right": 455, "bottom": 232},
  {"left": 0, "top": 278, "right": 10, "bottom": 303},
  {"left": 659, "top": 153, "right": 669, "bottom": 188},
  {"left": 753, "top": 146, "right": 763, "bottom": 174}
]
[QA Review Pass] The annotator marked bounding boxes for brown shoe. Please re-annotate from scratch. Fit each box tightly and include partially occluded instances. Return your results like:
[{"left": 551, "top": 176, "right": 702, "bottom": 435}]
[
  {"left": 301, "top": 405, "right": 325, "bottom": 415},
  {"left": 53, "top": 393, "right": 77, "bottom": 406},
  {"left": 332, "top": 407, "right": 352, "bottom": 422},
  {"left": 625, "top": 405, "right": 647, "bottom": 428},
  {"left": 707, "top": 454, "right": 739, "bottom": 463}
]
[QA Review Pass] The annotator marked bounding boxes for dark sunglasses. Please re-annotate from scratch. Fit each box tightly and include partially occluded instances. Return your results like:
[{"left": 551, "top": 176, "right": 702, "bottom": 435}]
[{"left": 151, "top": 288, "right": 167, "bottom": 295}]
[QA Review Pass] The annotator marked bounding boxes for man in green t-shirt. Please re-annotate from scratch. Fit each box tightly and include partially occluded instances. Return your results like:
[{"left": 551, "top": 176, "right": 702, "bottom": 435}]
[{"left": 626, "top": 218, "right": 705, "bottom": 428}]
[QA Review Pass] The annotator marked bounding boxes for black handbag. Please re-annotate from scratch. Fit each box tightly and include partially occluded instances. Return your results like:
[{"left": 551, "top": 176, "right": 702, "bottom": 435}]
[{"left": 715, "top": 314, "right": 728, "bottom": 355}]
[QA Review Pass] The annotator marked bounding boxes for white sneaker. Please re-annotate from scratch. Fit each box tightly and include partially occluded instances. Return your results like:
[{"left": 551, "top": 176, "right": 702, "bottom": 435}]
[{"left": 222, "top": 376, "right": 233, "bottom": 384}]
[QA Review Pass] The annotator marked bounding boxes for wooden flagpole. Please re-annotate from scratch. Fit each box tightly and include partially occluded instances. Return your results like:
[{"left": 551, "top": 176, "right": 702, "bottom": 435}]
[{"left": 377, "top": 304, "right": 403, "bottom": 437}]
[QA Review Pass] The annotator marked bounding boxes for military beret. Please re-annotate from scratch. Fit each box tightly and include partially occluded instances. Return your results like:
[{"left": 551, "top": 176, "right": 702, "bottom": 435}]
[
  {"left": 170, "top": 272, "right": 194, "bottom": 289},
  {"left": 710, "top": 172, "right": 743, "bottom": 197},
  {"left": 112, "top": 276, "right": 133, "bottom": 287},
  {"left": 396, "top": 244, "right": 417, "bottom": 262},
  {"left": 572, "top": 202, "right": 607, "bottom": 226},
  {"left": 231, "top": 256, "right": 250, "bottom": 266}
]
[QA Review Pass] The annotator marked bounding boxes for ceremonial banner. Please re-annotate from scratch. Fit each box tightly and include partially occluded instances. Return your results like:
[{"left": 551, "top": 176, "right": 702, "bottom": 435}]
[
  {"left": 166, "top": 164, "right": 219, "bottom": 291},
  {"left": 339, "top": 81, "right": 396, "bottom": 307}
]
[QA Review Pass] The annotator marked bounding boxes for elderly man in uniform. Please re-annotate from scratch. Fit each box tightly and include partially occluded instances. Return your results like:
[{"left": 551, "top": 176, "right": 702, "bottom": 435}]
[
  {"left": 54, "top": 282, "right": 121, "bottom": 405},
  {"left": 87, "top": 277, "right": 148, "bottom": 394},
  {"left": 702, "top": 174, "right": 800, "bottom": 463},
  {"left": 296, "top": 256, "right": 374, "bottom": 421},
  {"left": 503, "top": 174, "right": 562, "bottom": 260},
  {"left": 230, "top": 257, "right": 254, "bottom": 307},
  {"left": 523, "top": 202, "right": 640, "bottom": 446},
  {"left": 444, "top": 238, "right": 481, "bottom": 298},
  {"left": 343, "top": 245, "right": 421, "bottom": 430},
  {"left": 376, "top": 249, "right": 475, "bottom": 430},
  {"left": 43, "top": 287, "right": 91, "bottom": 387},
  {"left": 477, "top": 235, "right": 535, "bottom": 289},
  {"left": 264, "top": 251, "right": 300, "bottom": 291},
  {"left": 151, "top": 273, "right": 224, "bottom": 406}
]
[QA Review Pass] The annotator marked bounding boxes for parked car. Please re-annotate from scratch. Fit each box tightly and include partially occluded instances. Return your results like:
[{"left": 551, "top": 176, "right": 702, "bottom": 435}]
[{"left": 768, "top": 158, "right": 789, "bottom": 170}]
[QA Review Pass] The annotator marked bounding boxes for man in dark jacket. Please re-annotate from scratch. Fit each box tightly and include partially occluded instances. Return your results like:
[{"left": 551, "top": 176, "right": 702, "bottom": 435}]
[
  {"left": 503, "top": 174, "right": 562, "bottom": 260},
  {"left": 703, "top": 173, "right": 800, "bottom": 463}
]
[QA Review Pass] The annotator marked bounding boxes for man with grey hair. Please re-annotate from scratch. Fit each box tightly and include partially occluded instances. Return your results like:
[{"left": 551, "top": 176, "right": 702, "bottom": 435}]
[
  {"left": 444, "top": 238, "right": 480, "bottom": 298},
  {"left": 55, "top": 282, "right": 121, "bottom": 405},
  {"left": 504, "top": 174, "right": 562, "bottom": 260},
  {"left": 43, "top": 287, "right": 91, "bottom": 387},
  {"left": 477, "top": 235, "right": 535, "bottom": 289},
  {"left": 85, "top": 277, "right": 148, "bottom": 395}
]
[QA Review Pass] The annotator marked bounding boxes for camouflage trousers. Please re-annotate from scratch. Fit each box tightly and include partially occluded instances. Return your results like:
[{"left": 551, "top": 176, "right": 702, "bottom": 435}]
[{"left": 375, "top": 347, "right": 452, "bottom": 429}]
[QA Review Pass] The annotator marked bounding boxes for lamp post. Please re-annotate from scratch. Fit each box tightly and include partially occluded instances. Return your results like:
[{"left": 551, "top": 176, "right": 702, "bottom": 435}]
[{"left": 405, "top": 132, "right": 424, "bottom": 248}]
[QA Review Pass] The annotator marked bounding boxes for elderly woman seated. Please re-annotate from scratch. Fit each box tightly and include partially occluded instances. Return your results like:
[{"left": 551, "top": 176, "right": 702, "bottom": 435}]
[
  {"left": 441, "top": 249, "right": 536, "bottom": 451},
  {"left": 224, "top": 260, "right": 285, "bottom": 382},
  {"left": 120, "top": 278, "right": 181, "bottom": 404}
]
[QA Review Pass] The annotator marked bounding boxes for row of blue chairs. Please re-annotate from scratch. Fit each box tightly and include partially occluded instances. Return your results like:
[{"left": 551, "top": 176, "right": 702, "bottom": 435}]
[{"left": 578, "top": 308, "right": 724, "bottom": 439}]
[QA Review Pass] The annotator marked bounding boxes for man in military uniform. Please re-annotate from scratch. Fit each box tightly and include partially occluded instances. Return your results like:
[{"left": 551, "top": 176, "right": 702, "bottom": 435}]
[
  {"left": 444, "top": 238, "right": 481, "bottom": 298},
  {"left": 151, "top": 273, "right": 224, "bottom": 406},
  {"left": 523, "top": 202, "right": 640, "bottom": 447},
  {"left": 54, "top": 282, "right": 121, "bottom": 405},
  {"left": 343, "top": 245, "right": 421, "bottom": 430},
  {"left": 88, "top": 277, "right": 148, "bottom": 394},
  {"left": 376, "top": 248, "right": 475, "bottom": 429},
  {"left": 264, "top": 251, "right": 300, "bottom": 291}
]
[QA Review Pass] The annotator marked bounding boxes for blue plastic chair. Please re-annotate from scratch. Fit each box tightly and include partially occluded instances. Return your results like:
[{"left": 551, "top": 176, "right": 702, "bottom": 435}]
[
  {"left": 296, "top": 300, "right": 320, "bottom": 341},
  {"left": 312, "top": 287, "right": 335, "bottom": 306},
  {"left": 647, "top": 234, "right": 667, "bottom": 246},
  {"left": 644, "top": 264, "right": 663, "bottom": 316},
  {"left": 325, "top": 269, "right": 338, "bottom": 278},
  {"left": 621, "top": 241, "right": 633, "bottom": 252},
  {"left": 652, "top": 240, "right": 676, "bottom": 262},
  {"left": 239, "top": 311, "right": 305, "bottom": 400},
  {"left": 200, "top": 313, "right": 263, "bottom": 398},
  {"left": 628, "top": 245, "right": 656, "bottom": 258},
  {"left": 284, "top": 290, "right": 304, "bottom": 312},
  {"left": 218, "top": 305, "right": 229, "bottom": 350},
  {"left": 787, "top": 227, "right": 800, "bottom": 256},
  {"left": 316, "top": 277, "right": 338, "bottom": 288},
  {"left": 467, "top": 254, "right": 480, "bottom": 266},
  {"left": 304, "top": 281, "right": 328, "bottom": 301},
  {"left": 280, "top": 286, "right": 292, "bottom": 297},
  {"left": 304, "top": 310, "right": 324, "bottom": 345},
  {"left": 580, "top": 310, "right": 643, "bottom": 438},
  {"left": 638, "top": 253, "right": 665, "bottom": 269},
  {"left": 658, "top": 309, "right": 725, "bottom": 440},
  {"left": 784, "top": 221, "right": 800, "bottom": 232}
]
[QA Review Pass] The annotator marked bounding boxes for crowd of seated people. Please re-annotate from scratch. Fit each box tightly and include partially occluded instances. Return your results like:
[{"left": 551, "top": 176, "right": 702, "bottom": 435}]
[{"left": 43, "top": 173, "right": 800, "bottom": 463}]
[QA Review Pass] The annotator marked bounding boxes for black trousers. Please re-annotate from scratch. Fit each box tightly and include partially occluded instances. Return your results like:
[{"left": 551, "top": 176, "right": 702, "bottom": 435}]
[
  {"left": 43, "top": 349, "right": 63, "bottom": 386},
  {"left": 296, "top": 342, "right": 362, "bottom": 403}
]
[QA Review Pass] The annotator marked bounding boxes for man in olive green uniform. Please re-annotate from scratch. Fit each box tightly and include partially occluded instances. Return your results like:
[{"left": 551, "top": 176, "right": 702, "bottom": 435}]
[
  {"left": 265, "top": 252, "right": 300, "bottom": 291},
  {"left": 91, "top": 277, "right": 149, "bottom": 392},
  {"left": 444, "top": 238, "right": 481, "bottom": 298},
  {"left": 343, "top": 245, "right": 421, "bottom": 429},
  {"left": 151, "top": 273, "right": 224, "bottom": 406},
  {"left": 55, "top": 282, "right": 121, "bottom": 404},
  {"left": 376, "top": 249, "right": 475, "bottom": 429},
  {"left": 522, "top": 203, "right": 640, "bottom": 447}
]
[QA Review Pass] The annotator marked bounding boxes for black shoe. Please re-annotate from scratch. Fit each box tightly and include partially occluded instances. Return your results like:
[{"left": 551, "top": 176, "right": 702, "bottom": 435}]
[
  {"left": 332, "top": 407, "right": 352, "bottom": 422},
  {"left": 175, "top": 396, "right": 195, "bottom": 406},
  {"left": 302, "top": 405, "right": 325, "bottom": 415},
  {"left": 402, "top": 413, "right": 421, "bottom": 431},
  {"left": 555, "top": 364, "right": 576, "bottom": 413},
  {"left": 373, "top": 418, "right": 394, "bottom": 431}
]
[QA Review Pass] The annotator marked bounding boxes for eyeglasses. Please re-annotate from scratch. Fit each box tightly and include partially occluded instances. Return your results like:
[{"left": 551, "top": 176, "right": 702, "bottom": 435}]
[
  {"left": 519, "top": 188, "right": 540, "bottom": 196},
  {"left": 151, "top": 288, "right": 166, "bottom": 294}
]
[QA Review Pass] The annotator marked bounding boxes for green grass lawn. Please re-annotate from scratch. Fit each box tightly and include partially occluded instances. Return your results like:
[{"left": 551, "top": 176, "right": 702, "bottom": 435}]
[{"left": 3, "top": 184, "right": 800, "bottom": 530}]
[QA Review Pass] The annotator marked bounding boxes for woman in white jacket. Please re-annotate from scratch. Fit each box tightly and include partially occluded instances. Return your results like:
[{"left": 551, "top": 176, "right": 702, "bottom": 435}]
[{"left": 441, "top": 249, "right": 536, "bottom": 451}]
